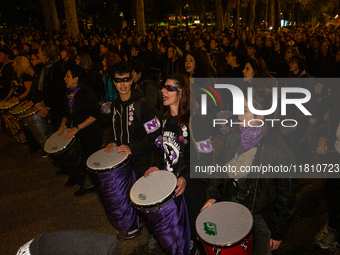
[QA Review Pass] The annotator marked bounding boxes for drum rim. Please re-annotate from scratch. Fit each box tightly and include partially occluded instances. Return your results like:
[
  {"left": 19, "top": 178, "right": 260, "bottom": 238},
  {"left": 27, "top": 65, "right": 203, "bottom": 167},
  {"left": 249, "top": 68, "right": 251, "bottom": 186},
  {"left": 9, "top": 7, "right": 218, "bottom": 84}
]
[
  {"left": 10, "top": 104, "right": 32, "bottom": 115},
  {"left": 196, "top": 201, "right": 254, "bottom": 248},
  {"left": 44, "top": 131, "right": 74, "bottom": 154},
  {"left": 132, "top": 191, "right": 175, "bottom": 211},
  {"left": 18, "top": 107, "right": 38, "bottom": 118},
  {"left": 87, "top": 156, "right": 130, "bottom": 172},
  {"left": 198, "top": 225, "right": 253, "bottom": 249},
  {"left": 0, "top": 100, "right": 19, "bottom": 110},
  {"left": 86, "top": 148, "right": 129, "bottom": 171},
  {"left": 130, "top": 171, "right": 177, "bottom": 206}
]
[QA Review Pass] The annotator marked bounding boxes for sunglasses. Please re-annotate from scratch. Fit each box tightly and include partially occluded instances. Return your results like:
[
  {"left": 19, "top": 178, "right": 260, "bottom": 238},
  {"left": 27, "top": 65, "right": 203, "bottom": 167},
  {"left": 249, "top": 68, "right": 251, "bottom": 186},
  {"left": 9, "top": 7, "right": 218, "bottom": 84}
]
[
  {"left": 162, "top": 85, "right": 179, "bottom": 92},
  {"left": 114, "top": 77, "right": 131, "bottom": 83}
]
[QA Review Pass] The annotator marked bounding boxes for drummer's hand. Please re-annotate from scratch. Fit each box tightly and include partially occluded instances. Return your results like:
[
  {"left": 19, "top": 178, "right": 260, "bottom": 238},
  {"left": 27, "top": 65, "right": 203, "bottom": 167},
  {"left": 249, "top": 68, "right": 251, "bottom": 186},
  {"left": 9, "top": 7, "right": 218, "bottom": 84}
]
[
  {"left": 201, "top": 199, "right": 216, "bottom": 211},
  {"left": 65, "top": 127, "right": 78, "bottom": 139},
  {"left": 317, "top": 138, "right": 328, "bottom": 155},
  {"left": 270, "top": 239, "right": 282, "bottom": 251},
  {"left": 9, "top": 97, "right": 19, "bottom": 103},
  {"left": 104, "top": 142, "right": 117, "bottom": 153},
  {"left": 38, "top": 106, "right": 50, "bottom": 117},
  {"left": 175, "top": 177, "right": 186, "bottom": 197},
  {"left": 144, "top": 166, "right": 159, "bottom": 177},
  {"left": 57, "top": 125, "right": 67, "bottom": 136},
  {"left": 26, "top": 101, "right": 34, "bottom": 107},
  {"left": 116, "top": 145, "right": 131, "bottom": 155}
]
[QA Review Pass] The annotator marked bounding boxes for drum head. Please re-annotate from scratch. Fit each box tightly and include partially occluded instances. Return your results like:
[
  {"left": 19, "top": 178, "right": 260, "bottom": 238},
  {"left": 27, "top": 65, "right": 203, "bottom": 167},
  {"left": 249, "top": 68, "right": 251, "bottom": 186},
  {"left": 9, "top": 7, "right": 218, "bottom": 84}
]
[
  {"left": 130, "top": 171, "right": 177, "bottom": 206},
  {"left": 0, "top": 100, "right": 19, "bottom": 110},
  {"left": 86, "top": 148, "right": 128, "bottom": 170},
  {"left": 44, "top": 130, "right": 73, "bottom": 153},
  {"left": 196, "top": 202, "right": 253, "bottom": 247},
  {"left": 19, "top": 107, "right": 37, "bottom": 119},
  {"left": 10, "top": 104, "right": 32, "bottom": 115}
]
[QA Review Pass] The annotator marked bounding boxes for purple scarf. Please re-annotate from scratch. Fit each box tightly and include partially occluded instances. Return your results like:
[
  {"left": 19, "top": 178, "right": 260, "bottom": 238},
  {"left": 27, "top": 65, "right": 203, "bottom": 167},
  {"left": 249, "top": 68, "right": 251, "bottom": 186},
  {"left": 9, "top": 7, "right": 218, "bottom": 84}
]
[
  {"left": 239, "top": 126, "right": 267, "bottom": 152},
  {"left": 67, "top": 85, "right": 81, "bottom": 110}
]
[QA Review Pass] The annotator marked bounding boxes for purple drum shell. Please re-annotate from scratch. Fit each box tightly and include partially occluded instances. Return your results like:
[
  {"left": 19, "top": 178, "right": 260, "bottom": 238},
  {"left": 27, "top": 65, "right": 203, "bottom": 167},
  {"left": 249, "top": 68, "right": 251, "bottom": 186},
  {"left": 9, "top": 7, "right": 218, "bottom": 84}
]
[{"left": 88, "top": 157, "right": 141, "bottom": 233}]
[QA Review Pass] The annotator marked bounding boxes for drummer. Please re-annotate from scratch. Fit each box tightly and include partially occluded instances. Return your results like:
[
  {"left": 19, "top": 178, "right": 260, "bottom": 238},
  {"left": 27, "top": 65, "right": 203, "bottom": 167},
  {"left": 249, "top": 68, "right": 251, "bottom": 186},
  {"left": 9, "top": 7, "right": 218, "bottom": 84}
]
[
  {"left": 2, "top": 56, "right": 35, "bottom": 144},
  {"left": 104, "top": 62, "right": 161, "bottom": 179},
  {"left": 0, "top": 46, "right": 15, "bottom": 100},
  {"left": 57, "top": 65, "right": 102, "bottom": 196},
  {"left": 201, "top": 87, "right": 296, "bottom": 255}
]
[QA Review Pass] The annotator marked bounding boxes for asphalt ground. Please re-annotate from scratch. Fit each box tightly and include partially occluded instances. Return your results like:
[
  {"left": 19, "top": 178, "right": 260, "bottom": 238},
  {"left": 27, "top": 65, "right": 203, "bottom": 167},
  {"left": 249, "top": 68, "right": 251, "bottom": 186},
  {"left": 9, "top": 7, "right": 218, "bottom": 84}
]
[{"left": 1, "top": 125, "right": 339, "bottom": 255}]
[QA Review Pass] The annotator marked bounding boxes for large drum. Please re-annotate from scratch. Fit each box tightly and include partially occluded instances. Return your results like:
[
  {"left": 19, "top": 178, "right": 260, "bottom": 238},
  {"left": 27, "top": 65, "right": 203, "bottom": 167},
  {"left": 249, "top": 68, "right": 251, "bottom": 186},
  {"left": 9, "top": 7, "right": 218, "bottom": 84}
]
[
  {"left": 19, "top": 107, "right": 55, "bottom": 147},
  {"left": 0, "top": 99, "right": 26, "bottom": 143},
  {"left": 87, "top": 148, "right": 141, "bottom": 240},
  {"left": 130, "top": 170, "right": 190, "bottom": 255},
  {"left": 10, "top": 103, "right": 32, "bottom": 117},
  {"left": 196, "top": 202, "right": 253, "bottom": 255},
  {"left": 44, "top": 129, "right": 81, "bottom": 168}
]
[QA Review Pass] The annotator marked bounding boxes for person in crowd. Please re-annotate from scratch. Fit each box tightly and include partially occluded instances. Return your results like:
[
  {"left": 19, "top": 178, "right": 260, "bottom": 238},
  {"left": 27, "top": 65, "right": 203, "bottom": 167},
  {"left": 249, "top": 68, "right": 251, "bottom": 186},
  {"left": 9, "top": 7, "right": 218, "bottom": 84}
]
[
  {"left": 202, "top": 87, "right": 296, "bottom": 255},
  {"left": 30, "top": 50, "right": 43, "bottom": 76},
  {"left": 59, "top": 46, "right": 76, "bottom": 71},
  {"left": 272, "top": 41, "right": 287, "bottom": 77},
  {"left": 57, "top": 65, "right": 102, "bottom": 196},
  {"left": 102, "top": 51, "right": 121, "bottom": 103},
  {"left": 144, "top": 74, "right": 206, "bottom": 255},
  {"left": 76, "top": 52, "right": 103, "bottom": 101},
  {"left": 225, "top": 49, "right": 245, "bottom": 78},
  {"left": 209, "top": 39, "right": 227, "bottom": 77},
  {"left": 165, "top": 45, "right": 183, "bottom": 80},
  {"left": 198, "top": 38, "right": 209, "bottom": 52},
  {"left": 0, "top": 47, "right": 15, "bottom": 100},
  {"left": 315, "top": 81, "right": 340, "bottom": 250},
  {"left": 315, "top": 40, "right": 336, "bottom": 78},
  {"left": 29, "top": 43, "right": 66, "bottom": 129},
  {"left": 105, "top": 62, "right": 161, "bottom": 179},
  {"left": 306, "top": 36, "right": 322, "bottom": 76},
  {"left": 221, "top": 34, "right": 232, "bottom": 54},
  {"left": 130, "top": 60, "right": 162, "bottom": 112},
  {"left": 231, "top": 37, "right": 247, "bottom": 55},
  {"left": 247, "top": 44, "right": 258, "bottom": 59},
  {"left": 145, "top": 41, "right": 159, "bottom": 70},
  {"left": 130, "top": 44, "right": 143, "bottom": 62}
]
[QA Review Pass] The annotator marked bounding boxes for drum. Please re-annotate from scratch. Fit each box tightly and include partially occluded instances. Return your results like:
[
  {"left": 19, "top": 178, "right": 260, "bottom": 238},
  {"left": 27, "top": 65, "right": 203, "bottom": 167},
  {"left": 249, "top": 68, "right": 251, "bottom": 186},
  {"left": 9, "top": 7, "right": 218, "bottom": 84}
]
[
  {"left": 19, "top": 107, "right": 55, "bottom": 147},
  {"left": 10, "top": 103, "right": 32, "bottom": 117},
  {"left": 44, "top": 129, "right": 81, "bottom": 168},
  {"left": 196, "top": 201, "right": 253, "bottom": 255},
  {"left": 130, "top": 171, "right": 191, "bottom": 255},
  {"left": 87, "top": 148, "right": 142, "bottom": 240},
  {"left": 0, "top": 99, "right": 26, "bottom": 143}
]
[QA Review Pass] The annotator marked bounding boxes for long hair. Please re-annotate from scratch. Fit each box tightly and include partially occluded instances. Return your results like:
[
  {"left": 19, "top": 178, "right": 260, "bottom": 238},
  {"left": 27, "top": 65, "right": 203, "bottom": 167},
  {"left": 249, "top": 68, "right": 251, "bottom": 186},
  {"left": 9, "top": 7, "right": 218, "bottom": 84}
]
[
  {"left": 184, "top": 51, "right": 209, "bottom": 78},
  {"left": 163, "top": 74, "right": 190, "bottom": 127},
  {"left": 246, "top": 58, "right": 273, "bottom": 78},
  {"left": 14, "top": 56, "right": 35, "bottom": 79},
  {"left": 78, "top": 53, "right": 93, "bottom": 71}
]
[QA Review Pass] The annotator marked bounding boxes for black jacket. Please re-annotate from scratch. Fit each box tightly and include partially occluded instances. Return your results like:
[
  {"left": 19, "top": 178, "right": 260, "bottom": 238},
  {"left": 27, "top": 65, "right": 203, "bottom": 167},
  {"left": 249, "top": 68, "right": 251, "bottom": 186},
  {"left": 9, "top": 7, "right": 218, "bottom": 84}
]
[
  {"left": 109, "top": 90, "right": 161, "bottom": 176},
  {"left": 208, "top": 127, "right": 296, "bottom": 241}
]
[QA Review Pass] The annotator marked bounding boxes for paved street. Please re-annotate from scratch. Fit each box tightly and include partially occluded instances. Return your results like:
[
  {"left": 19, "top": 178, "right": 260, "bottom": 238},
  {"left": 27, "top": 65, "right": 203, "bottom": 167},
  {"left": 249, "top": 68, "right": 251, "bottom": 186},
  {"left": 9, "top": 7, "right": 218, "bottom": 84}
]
[{"left": 0, "top": 127, "right": 339, "bottom": 255}]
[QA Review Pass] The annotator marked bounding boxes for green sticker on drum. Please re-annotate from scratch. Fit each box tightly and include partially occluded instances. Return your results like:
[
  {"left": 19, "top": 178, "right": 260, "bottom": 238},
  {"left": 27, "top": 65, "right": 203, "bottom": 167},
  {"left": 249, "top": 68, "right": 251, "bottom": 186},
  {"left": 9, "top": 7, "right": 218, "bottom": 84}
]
[{"left": 203, "top": 222, "right": 217, "bottom": 236}]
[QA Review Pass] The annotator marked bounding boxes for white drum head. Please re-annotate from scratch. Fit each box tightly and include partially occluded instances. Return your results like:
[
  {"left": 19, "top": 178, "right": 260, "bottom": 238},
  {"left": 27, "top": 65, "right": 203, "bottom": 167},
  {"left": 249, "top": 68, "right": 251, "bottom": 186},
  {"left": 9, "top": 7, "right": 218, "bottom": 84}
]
[
  {"left": 10, "top": 104, "right": 32, "bottom": 115},
  {"left": 86, "top": 148, "right": 128, "bottom": 170},
  {"left": 130, "top": 171, "right": 177, "bottom": 206},
  {"left": 44, "top": 129, "right": 73, "bottom": 153},
  {"left": 196, "top": 202, "right": 253, "bottom": 247}
]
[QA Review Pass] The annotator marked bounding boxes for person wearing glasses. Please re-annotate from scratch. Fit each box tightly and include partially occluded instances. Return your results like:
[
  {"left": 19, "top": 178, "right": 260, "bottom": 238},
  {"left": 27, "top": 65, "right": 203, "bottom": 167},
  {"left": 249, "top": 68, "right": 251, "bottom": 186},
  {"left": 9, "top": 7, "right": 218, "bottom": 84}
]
[{"left": 104, "top": 62, "right": 161, "bottom": 179}]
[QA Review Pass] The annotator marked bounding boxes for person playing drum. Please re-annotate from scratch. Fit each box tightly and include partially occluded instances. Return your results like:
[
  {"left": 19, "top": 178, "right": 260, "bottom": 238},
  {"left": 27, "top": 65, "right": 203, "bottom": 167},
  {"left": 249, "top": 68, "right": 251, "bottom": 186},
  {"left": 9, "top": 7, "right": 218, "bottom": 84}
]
[
  {"left": 201, "top": 87, "right": 296, "bottom": 255},
  {"left": 144, "top": 74, "right": 206, "bottom": 254},
  {"left": 57, "top": 65, "right": 102, "bottom": 196},
  {"left": 104, "top": 62, "right": 161, "bottom": 179}
]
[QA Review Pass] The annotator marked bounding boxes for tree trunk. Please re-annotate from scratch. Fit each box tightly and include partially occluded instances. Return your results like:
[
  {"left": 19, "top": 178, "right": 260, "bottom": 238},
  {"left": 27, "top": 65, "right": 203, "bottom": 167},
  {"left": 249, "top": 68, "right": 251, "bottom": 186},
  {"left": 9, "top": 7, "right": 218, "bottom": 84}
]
[
  {"left": 268, "top": 0, "right": 275, "bottom": 28},
  {"left": 202, "top": 0, "right": 207, "bottom": 27},
  {"left": 40, "top": 0, "right": 59, "bottom": 31},
  {"left": 248, "top": 0, "right": 256, "bottom": 30},
  {"left": 235, "top": 0, "right": 240, "bottom": 31},
  {"left": 63, "top": 0, "right": 79, "bottom": 38},
  {"left": 275, "top": 0, "right": 281, "bottom": 29},
  {"left": 135, "top": 0, "right": 145, "bottom": 32},
  {"left": 180, "top": 6, "right": 182, "bottom": 28},
  {"left": 214, "top": 0, "right": 224, "bottom": 31},
  {"left": 265, "top": 0, "right": 268, "bottom": 28}
]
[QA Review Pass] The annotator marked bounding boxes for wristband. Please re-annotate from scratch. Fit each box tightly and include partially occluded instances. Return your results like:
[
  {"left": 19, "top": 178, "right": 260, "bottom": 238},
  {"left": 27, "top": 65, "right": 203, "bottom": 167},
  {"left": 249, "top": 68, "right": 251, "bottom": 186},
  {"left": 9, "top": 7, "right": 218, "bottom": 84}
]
[{"left": 76, "top": 125, "right": 81, "bottom": 131}]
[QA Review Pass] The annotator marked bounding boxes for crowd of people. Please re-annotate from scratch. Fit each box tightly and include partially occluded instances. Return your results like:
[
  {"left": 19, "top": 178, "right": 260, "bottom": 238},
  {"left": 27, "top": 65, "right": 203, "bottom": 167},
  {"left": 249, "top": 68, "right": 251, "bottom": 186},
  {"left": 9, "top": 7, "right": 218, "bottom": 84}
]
[{"left": 1, "top": 23, "right": 340, "bottom": 255}]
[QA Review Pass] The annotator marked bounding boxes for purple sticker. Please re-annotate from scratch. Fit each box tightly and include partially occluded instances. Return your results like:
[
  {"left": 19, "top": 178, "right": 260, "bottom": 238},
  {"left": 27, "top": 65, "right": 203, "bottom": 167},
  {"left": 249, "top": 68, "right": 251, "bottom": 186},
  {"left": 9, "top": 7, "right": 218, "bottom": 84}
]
[
  {"left": 196, "top": 139, "right": 213, "bottom": 153},
  {"left": 144, "top": 117, "right": 161, "bottom": 134}
]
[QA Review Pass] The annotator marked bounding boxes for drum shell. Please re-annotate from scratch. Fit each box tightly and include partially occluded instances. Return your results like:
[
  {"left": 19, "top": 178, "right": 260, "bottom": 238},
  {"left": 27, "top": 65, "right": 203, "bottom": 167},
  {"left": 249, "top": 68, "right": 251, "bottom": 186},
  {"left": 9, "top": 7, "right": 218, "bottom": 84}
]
[
  {"left": 88, "top": 157, "right": 141, "bottom": 238},
  {"left": 202, "top": 233, "right": 253, "bottom": 255},
  {"left": 20, "top": 111, "right": 55, "bottom": 147},
  {"left": 48, "top": 137, "right": 81, "bottom": 168}
]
